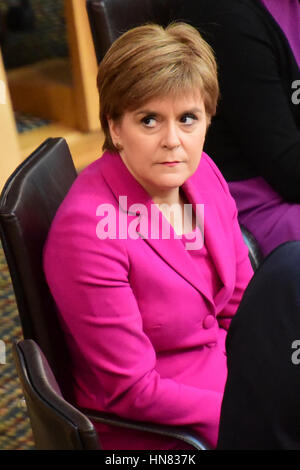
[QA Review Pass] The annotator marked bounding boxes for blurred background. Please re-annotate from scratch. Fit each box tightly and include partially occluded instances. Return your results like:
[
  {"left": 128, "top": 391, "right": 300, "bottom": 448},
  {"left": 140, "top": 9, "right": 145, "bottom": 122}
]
[
  {"left": 0, "top": 0, "right": 104, "bottom": 450},
  {"left": 0, "top": 0, "right": 68, "bottom": 71}
]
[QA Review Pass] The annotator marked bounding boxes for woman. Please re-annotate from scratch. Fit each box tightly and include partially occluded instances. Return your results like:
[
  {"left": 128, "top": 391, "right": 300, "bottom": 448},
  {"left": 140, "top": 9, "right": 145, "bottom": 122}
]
[
  {"left": 43, "top": 22, "right": 254, "bottom": 450},
  {"left": 180, "top": 0, "right": 300, "bottom": 258}
]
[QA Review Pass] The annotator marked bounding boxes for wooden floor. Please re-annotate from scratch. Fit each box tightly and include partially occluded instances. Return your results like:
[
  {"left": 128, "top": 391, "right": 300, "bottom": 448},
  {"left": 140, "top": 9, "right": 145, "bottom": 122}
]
[{"left": 18, "top": 122, "right": 105, "bottom": 172}]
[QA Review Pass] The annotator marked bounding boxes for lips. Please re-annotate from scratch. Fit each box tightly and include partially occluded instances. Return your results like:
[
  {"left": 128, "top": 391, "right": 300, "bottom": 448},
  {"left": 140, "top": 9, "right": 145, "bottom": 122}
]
[{"left": 160, "top": 161, "right": 181, "bottom": 166}]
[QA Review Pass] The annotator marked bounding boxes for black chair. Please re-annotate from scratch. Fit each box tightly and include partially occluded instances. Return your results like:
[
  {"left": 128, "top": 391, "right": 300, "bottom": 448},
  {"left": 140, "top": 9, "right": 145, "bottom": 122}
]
[
  {"left": 0, "top": 138, "right": 209, "bottom": 450},
  {"left": 240, "top": 224, "right": 262, "bottom": 271},
  {"left": 13, "top": 339, "right": 101, "bottom": 450},
  {"left": 0, "top": 138, "right": 77, "bottom": 401},
  {"left": 86, "top": 0, "right": 182, "bottom": 63},
  {"left": 13, "top": 338, "right": 209, "bottom": 450}
]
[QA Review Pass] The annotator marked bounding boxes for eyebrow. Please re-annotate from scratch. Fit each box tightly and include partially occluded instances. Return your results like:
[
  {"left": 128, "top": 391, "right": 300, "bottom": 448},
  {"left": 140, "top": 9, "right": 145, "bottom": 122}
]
[{"left": 134, "top": 107, "right": 204, "bottom": 116}]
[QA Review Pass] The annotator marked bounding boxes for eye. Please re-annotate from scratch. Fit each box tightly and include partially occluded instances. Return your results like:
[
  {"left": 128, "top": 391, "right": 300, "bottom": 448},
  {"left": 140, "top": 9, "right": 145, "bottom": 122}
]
[
  {"left": 141, "top": 115, "right": 156, "bottom": 128},
  {"left": 180, "top": 113, "right": 198, "bottom": 125}
]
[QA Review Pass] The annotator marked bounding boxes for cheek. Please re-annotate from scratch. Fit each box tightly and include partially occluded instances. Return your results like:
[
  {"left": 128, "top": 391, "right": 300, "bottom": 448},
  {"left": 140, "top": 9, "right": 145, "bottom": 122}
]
[
  {"left": 121, "top": 133, "right": 136, "bottom": 149},
  {"left": 188, "top": 133, "right": 205, "bottom": 154},
  {"left": 191, "top": 154, "right": 202, "bottom": 171},
  {"left": 123, "top": 131, "right": 151, "bottom": 152},
  {"left": 198, "top": 125, "right": 207, "bottom": 142},
  {"left": 186, "top": 135, "right": 205, "bottom": 167}
]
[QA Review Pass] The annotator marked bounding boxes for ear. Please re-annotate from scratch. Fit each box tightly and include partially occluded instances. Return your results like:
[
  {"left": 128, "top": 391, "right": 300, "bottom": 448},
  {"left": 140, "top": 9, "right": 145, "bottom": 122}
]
[{"left": 107, "top": 117, "right": 122, "bottom": 147}]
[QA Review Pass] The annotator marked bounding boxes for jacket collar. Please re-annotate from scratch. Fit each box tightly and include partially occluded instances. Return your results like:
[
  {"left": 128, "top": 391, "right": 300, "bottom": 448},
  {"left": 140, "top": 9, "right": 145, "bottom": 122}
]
[{"left": 100, "top": 151, "right": 231, "bottom": 308}]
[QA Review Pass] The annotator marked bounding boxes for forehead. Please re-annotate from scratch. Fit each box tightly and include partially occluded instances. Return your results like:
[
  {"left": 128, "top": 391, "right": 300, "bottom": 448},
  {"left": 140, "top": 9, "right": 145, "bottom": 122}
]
[{"left": 127, "top": 91, "right": 205, "bottom": 116}]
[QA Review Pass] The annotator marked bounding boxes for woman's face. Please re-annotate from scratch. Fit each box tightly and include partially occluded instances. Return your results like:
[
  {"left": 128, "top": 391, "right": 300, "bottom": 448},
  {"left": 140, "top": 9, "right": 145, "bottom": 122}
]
[{"left": 108, "top": 92, "right": 209, "bottom": 201}]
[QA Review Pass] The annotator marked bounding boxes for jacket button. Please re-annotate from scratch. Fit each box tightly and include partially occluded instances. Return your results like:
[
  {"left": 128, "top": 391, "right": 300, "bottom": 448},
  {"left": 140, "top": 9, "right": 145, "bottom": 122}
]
[{"left": 203, "top": 315, "right": 215, "bottom": 329}]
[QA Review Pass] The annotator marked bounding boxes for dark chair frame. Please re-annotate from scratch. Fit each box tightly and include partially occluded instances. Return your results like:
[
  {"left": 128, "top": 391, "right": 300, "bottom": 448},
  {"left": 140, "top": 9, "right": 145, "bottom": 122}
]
[
  {"left": 13, "top": 339, "right": 101, "bottom": 450},
  {"left": 14, "top": 338, "right": 209, "bottom": 450},
  {"left": 86, "top": 0, "right": 178, "bottom": 63}
]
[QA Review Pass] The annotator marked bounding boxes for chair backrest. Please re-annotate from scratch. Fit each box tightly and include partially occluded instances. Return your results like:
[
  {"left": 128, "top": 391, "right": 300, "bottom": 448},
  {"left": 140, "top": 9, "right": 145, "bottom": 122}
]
[
  {"left": 13, "top": 339, "right": 101, "bottom": 450},
  {"left": 86, "top": 0, "right": 181, "bottom": 62},
  {"left": 0, "top": 138, "right": 77, "bottom": 401}
]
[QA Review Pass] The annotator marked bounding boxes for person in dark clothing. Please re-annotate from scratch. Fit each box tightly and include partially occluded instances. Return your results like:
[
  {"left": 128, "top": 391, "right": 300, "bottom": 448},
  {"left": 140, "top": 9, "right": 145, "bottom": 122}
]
[
  {"left": 217, "top": 241, "right": 300, "bottom": 449},
  {"left": 180, "top": 0, "right": 300, "bottom": 257}
]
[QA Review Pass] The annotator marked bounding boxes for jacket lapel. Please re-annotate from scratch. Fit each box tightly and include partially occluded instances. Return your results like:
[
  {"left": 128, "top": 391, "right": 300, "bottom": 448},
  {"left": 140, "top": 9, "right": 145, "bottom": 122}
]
[
  {"left": 100, "top": 151, "right": 230, "bottom": 308},
  {"left": 182, "top": 172, "right": 232, "bottom": 309}
]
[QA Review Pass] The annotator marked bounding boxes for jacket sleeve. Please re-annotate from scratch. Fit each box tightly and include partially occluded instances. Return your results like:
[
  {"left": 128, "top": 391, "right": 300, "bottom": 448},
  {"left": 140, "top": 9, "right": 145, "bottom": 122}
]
[
  {"left": 205, "top": 4, "right": 300, "bottom": 201},
  {"left": 43, "top": 207, "right": 223, "bottom": 449},
  {"left": 205, "top": 156, "right": 254, "bottom": 330},
  {"left": 217, "top": 200, "right": 254, "bottom": 331}
]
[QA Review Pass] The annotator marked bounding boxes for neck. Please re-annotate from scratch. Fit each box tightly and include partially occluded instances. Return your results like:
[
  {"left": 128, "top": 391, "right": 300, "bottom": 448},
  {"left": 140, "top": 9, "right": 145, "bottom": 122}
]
[{"left": 150, "top": 188, "right": 181, "bottom": 207}]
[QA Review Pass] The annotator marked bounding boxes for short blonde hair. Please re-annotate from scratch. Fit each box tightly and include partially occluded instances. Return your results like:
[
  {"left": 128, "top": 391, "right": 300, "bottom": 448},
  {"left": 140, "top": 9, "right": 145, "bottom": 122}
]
[{"left": 97, "top": 22, "right": 219, "bottom": 152}]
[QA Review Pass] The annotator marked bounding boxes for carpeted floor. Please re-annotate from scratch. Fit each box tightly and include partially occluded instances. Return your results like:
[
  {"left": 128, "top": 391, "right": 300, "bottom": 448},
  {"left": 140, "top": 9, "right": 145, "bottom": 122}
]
[
  {"left": 0, "top": 240, "right": 35, "bottom": 450},
  {"left": 15, "top": 112, "right": 51, "bottom": 134}
]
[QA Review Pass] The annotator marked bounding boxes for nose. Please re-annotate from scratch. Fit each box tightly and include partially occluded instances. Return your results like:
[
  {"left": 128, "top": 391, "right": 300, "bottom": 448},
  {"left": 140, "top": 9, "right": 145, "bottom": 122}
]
[{"left": 161, "top": 122, "right": 181, "bottom": 149}]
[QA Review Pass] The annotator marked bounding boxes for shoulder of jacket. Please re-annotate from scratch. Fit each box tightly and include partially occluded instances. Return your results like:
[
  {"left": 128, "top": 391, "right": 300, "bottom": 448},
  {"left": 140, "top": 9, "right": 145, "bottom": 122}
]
[{"left": 195, "top": 152, "right": 229, "bottom": 192}]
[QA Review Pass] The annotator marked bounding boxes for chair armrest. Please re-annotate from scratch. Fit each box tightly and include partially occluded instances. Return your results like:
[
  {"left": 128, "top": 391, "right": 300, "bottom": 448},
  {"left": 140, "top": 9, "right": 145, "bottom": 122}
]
[
  {"left": 240, "top": 224, "right": 263, "bottom": 270},
  {"left": 78, "top": 408, "right": 210, "bottom": 450}
]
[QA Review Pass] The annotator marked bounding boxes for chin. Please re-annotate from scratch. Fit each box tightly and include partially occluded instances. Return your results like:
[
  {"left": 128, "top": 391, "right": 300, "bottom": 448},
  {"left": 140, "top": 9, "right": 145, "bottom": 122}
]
[{"left": 161, "top": 173, "right": 187, "bottom": 183}]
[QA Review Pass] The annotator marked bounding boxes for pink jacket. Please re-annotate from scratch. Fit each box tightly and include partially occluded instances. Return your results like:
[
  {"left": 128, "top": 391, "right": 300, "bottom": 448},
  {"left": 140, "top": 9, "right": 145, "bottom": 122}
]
[{"left": 43, "top": 151, "right": 253, "bottom": 450}]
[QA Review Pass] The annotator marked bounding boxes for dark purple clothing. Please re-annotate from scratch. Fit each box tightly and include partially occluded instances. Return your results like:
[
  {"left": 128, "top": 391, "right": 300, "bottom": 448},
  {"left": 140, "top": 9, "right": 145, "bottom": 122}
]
[
  {"left": 229, "top": 178, "right": 300, "bottom": 257},
  {"left": 260, "top": 0, "right": 300, "bottom": 67},
  {"left": 227, "top": 0, "right": 300, "bottom": 257}
]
